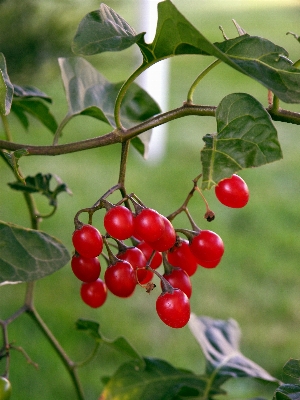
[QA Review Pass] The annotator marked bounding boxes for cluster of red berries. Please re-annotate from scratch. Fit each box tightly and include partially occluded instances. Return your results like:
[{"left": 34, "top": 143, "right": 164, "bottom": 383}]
[{"left": 71, "top": 174, "right": 249, "bottom": 329}]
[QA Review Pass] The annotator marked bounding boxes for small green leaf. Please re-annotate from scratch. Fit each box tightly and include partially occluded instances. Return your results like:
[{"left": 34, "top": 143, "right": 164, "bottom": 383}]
[
  {"left": 72, "top": 3, "right": 144, "bottom": 56},
  {"left": 283, "top": 359, "right": 300, "bottom": 380},
  {"left": 0, "top": 53, "right": 14, "bottom": 115},
  {"left": 188, "top": 314, "right": 279, "bottom": 388},
  {"left": 273, "top": 384, "right": 300, "bottom": 400},
  {"left": 8, "top": 173, "right": 72, "bottom": 207},
  {"left": 11, "top": 99, "right": 58, "bottom": 134},
  {"left": 100, "top": 357, "right": 221, "bottom": 400},
  {"left": 13, "top": 84, "right": 52, "bottom": 103},
  {"left": 2, "top": 149, "right": 29, "bottom": 183},
  {"left": 0, "top": 221, "right": 70, "bottom": 283},
  {"left": 76, "top": 318, "right": 145, "bottom": 368},
  {"left": 58, "top": 57, "right": 160, "bottom": 156},
  {"left": 201, "top": 93, "right": 282, "bottom": 190}
]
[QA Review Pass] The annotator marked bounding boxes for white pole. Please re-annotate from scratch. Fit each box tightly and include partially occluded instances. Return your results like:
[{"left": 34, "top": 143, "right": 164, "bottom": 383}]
[{"left": 137, "top": 0, "right": 170, "bottom": 163}]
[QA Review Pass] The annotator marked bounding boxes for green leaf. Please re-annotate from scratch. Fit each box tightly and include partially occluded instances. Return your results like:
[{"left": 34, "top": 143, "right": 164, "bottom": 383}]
[
  {"left": 76, "top": 318, "right": 145, "bottom": 368},
  {"left": 0, "top": 220, "right": 70, "bottom": 283},
  {"left": 72, "top": 3, "right": 144, "bottom": 56},
  {"left": 200, "top": 93, "right": 282, "bottom": 190},
  {"left": 11, "top": 99, "right": 58, "bottom": 134},
  {"left": 188, "top": 314, "right": 279, "bottom": 388},
  {"left": 58, "top": 57, "right": 161, "bottom": 156},
  {"left": 13, "top": 84, "right": 52, "bottom": 103},
  {"left": 100, "top": 357, "right": 223, "bottom": 400},
  {"left": 0, "top": 53, "right": 14, "bottom": 115},
  {"left": 2, "top": 149, "right": 29, "bottom": 183},
  {"left": 8, "top": 173, "right": 72, "bottom": 207},
  {"left": 273, "top": 384, "right": 300, "bottom": 400},
  {"left": 283, "top": 359, "right": 300, "bottom": 380}
]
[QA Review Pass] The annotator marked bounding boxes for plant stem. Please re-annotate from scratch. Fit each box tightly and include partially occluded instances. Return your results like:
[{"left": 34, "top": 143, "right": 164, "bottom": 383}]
[
  {"left": 0, "top": 114, "right": 13, "bottom": 142},
  {"left": 186, "top": 59, "right": 222, "bottom": 104}
]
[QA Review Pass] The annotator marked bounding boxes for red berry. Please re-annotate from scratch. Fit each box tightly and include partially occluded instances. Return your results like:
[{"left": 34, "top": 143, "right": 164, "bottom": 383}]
[
  {"left": 71, "top": 254, "right": 101, "bottom": 282},
  {"left": 156, "top": 289, "right": 190, "bottom": 328},
  {"left": 134, "top": 208, "right": 165, "bottom": 242},
  {"left": 72, "top": 224, "right": 103, "bottom": 258},
  {"left": 80, "top": 279, "right": 107, "bottom": 308},
  {"left": 117, "top": 247, "right": 147, "bottom": 283},
  {"left": 104, "top": 205, "right": 134, "bottom": 240},
  {"left": 189, "top": 230, "right": 224, "bottom": 265},
  {"left": 139, "top": 269, "right": 154, "bottom": 285},
  {"left": 161, "top": 268, "right": 192, "bottom": 298},
  {"left": 215, "top": 174, "right": 249, "bottom": 208},
  {"left": 168, "top": 239, "right": 198, "bottom": 276},
  {"left": 104, "top": 260, "right": 136, "bottom": 298},
  {"left": 147, "top": 216, "right": 176, "bottom": 252},
  {"left": 137, "top": 241, "right": 162, "bottom": 270}
]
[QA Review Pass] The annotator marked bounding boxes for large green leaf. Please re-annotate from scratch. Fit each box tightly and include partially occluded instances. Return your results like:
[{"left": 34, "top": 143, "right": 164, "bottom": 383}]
[
  {"left": 58, "top": 57, "right": 161, "bottom": 155},
  {"left": 0, "top": 221, "right": 70, "bottom": 283},
  {"left": 100, "top": 357, "right": 223, "bottom": 400},
  {"left": 200, "top": 93, "right": 282, "bottom": 190},
  {"left": 283, "top": 359, "right": 300, "bottom": 379},
  {"left": 72, "top": 3, "right": 144, "bottom": 56},
  {"left": 13, "top": 84, "right": 52, "bottom": 103},
  {"left": 188, "top": 314, "right": 279, "bottom": 387},
  {"left": 0, "top": 53, "right": 14, "bottom": 115},
  {"left": 76, "top": 318, "right": 145, "bottom": 369}
]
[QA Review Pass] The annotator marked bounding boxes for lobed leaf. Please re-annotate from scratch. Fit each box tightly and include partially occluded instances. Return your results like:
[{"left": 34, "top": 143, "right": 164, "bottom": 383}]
[
  {"left": 188, "top": 314, "right": 279, "bottom": 387},
  {"left": 0, "top": 53, "right": 13, "bottom": 115},
  {"left": 0, "top": 221, "right": 70, "bottom": 283},
  {"left": 201, "top": 93, "right": 282, "bottom": 190},
  {"left": 100, "top": 357, "right": 222, "bottom": 400},
  {"left": 8, "top": 173, "right": 72, "bottom": 207},
  {"left": 72, "top": 3, "right": 144, "bottom": 56},
  {"left": 58, "top": 57, "right": 160, "bottom": 156}
]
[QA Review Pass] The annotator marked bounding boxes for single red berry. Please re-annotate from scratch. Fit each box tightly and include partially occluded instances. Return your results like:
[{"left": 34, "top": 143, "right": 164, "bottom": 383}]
[
  {"left": 147, "top": 216, "right": 176, "bottom": 252},
  {"left": 156, "top": 289, "right": 190, "bottom": 328},
  {"left": 80, "top": 279, "right": 107, "bottom": 308},
  {"left": 104, "top": 260, "right": 136, "bottom": 298},
  {"left": 71, "top": 254, "right": 101, "bottom": 282},
  {"left": 168, "top": 239, "right": 198, "bottom": 276},
  {"left": 117, "top": 247, "right": 147, "bottom": 283},
  {"left": 139, "top": 269, "right": 154, "bottom": 285},
  {"left": 161, "top": 268, "right": 192, "bottom": 298},
  {"left": 189, "top": 230, "right": 224, "bottom": 264},
  {"left": 104, "top": 205, "right": 134, "bottom": 240},
  {"left": 197, "top": 258, "right": 221, "bottom": 269},
  {"left": 72, "top": 224, "right": 103, "bottom": 258},
  {"left": 215, "top": 174, "right": 249, "bottom": 208},
  {"left": 137, "top": 241, "right": 162, "bottom": 269},
  {"left": 134, "top": 208, "right": 165, "bottom": 242}
]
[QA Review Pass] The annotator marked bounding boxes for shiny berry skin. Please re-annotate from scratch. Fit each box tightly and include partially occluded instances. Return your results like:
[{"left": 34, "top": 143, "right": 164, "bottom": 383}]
[
  {"left": 156, "top": 289, "right": 190, "bottom": 328},
  {"left": 189, "top": 230, "right": 224, "bottom": 264},
  {"left": 0, "top": 377, "right": 11, "bottom": 400},
  {"left": 71, "top": 254, "right": 101, "bottom": 282},
  {"left": 104, "top": 260, "right": 136, "bottom": 298},
  {"left": 117, "top": 247, "right": 147, "bottom": 283},
  {"left": 168, "top": 239, "right": 198, "bottom": 276},
  {"left": 134, "top": 208, "right": 165, "bottom": 242},
  {"left": 161, "top": 268, "right": 192, "bottom": 298},
  {"left": 139, "top": 269, "right": 154, "bottom": 285},
  {"left": 80, "top": 279, "right": 107, "bottom": 308},
  {"left": 104, "top": 205, "right": 134, "bottom": 240},
  {"left": 137, "top": 241, "right": 162, "bottom": 270},
  {"left": 147, "top": 216, "right": 176, "bottom": 252},
  {"left": 72, "top": 224, "right": 103, "bottom": 258},
  {"left": 215, "top": 174, "right": 249, "bottom": 208}
]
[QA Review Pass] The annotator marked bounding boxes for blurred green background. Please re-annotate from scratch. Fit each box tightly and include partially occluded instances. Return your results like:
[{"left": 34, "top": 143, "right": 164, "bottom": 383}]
[{"left": 1, "top": 0, "right": 300, "bottom": 399}]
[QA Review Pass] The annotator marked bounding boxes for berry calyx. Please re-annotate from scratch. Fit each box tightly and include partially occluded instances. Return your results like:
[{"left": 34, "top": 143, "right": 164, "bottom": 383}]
[
  {"left": 215, "top": 174, "right": 249, "bottom": 208},
  {"left": 104, "top": 260, "right": 136, "bottom": 298},
  {"left": 134, "top": 208, "right": 165, "bottom": 242},
  {"left": 72, "top": 224, "right": 103, "bottom": 258},
  {"left": 71, "top": 254, "right": 101, "bottom": 282},
  {"left": 80, "top": 279, "right": 107, "bottom": 308},
  {"left": 156, "top": 288, "right": 190, "bottom": 328},
  {"left": 104, "top": 205, "right": 134, "bottom": 240}
]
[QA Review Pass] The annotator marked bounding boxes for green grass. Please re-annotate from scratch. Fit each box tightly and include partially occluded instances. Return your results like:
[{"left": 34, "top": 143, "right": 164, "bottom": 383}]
[{"left": 1, "top": 2, "right": 300, "bottom": 399}]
